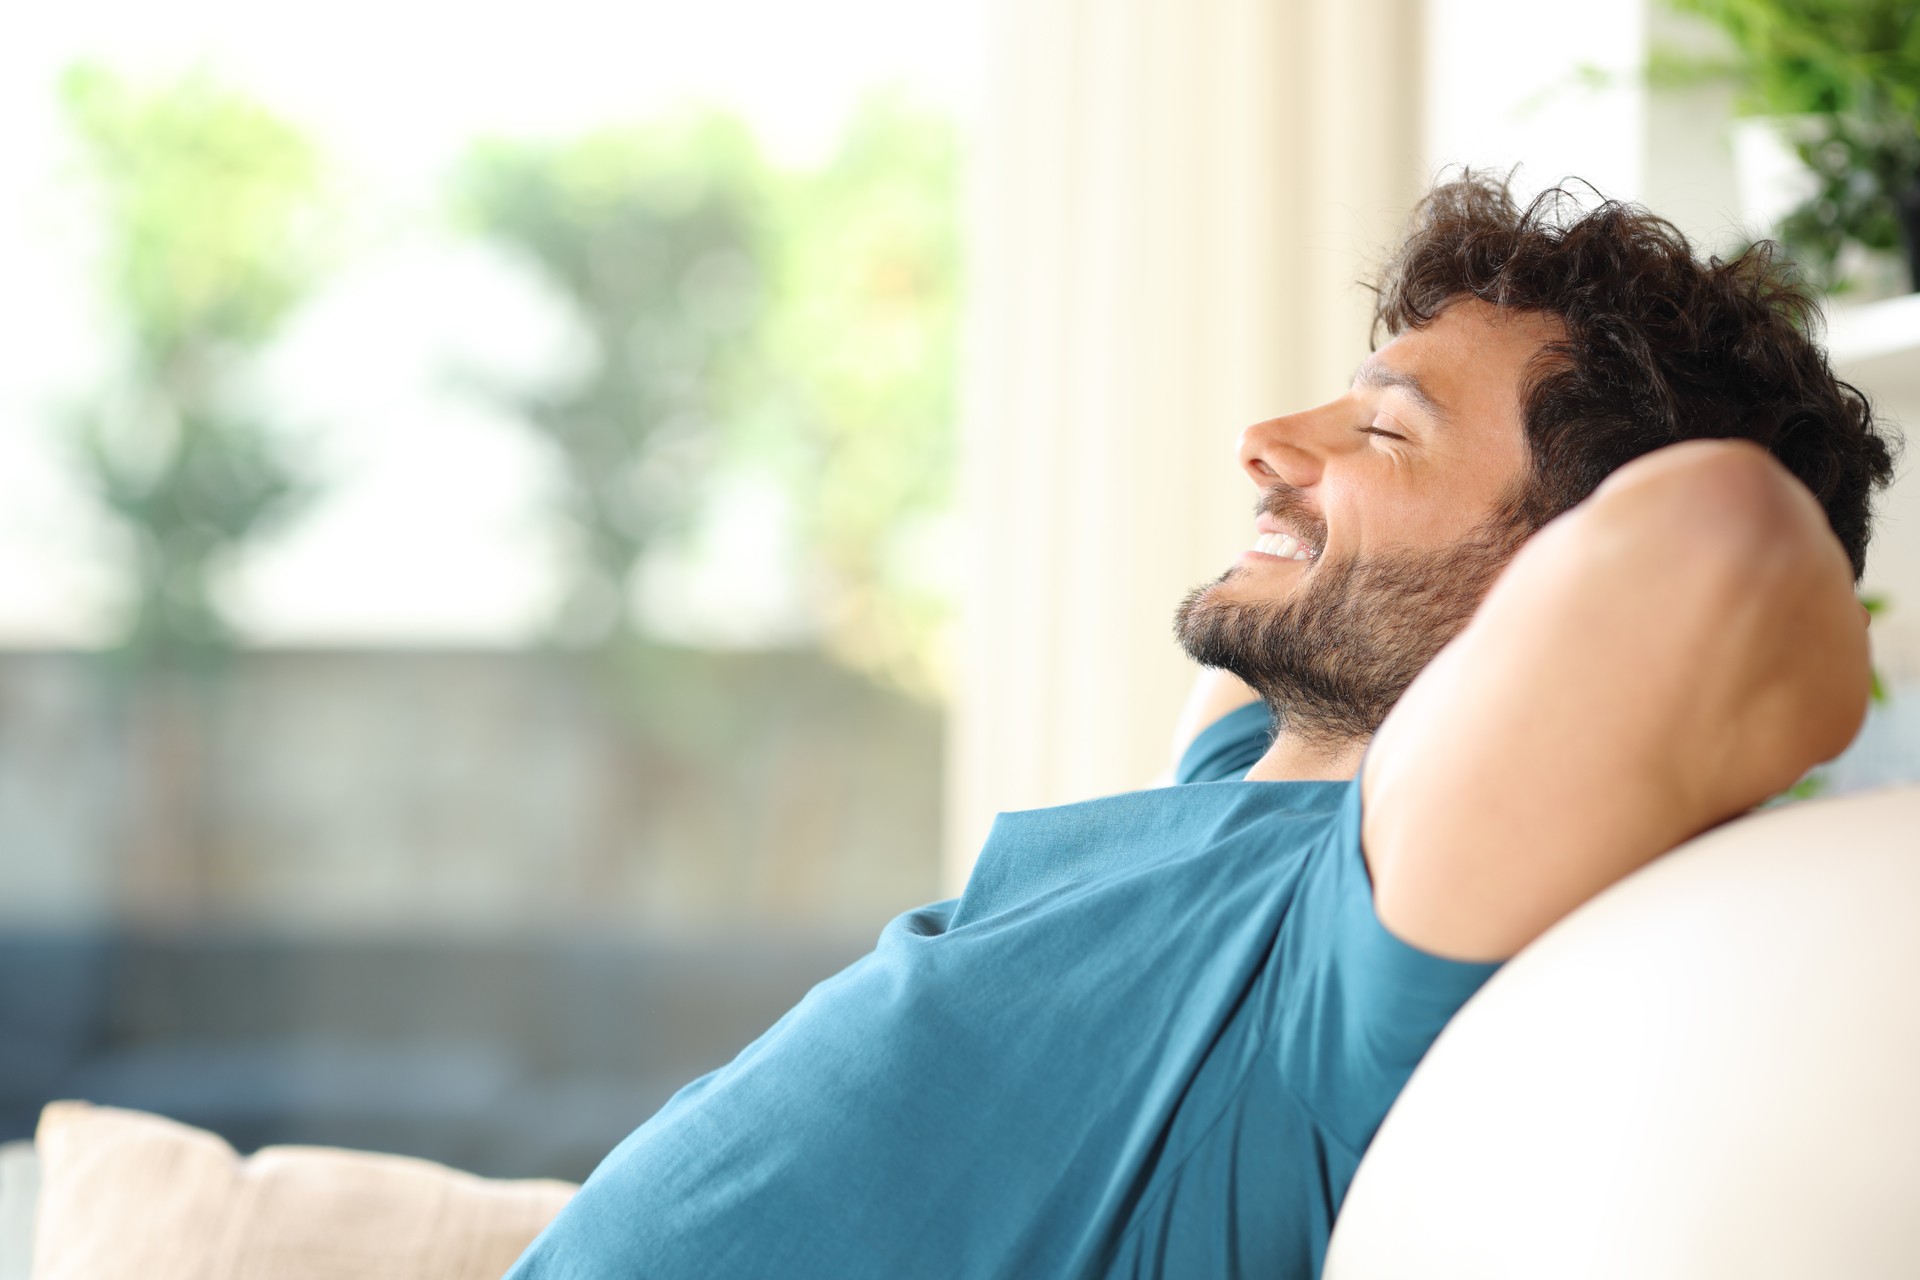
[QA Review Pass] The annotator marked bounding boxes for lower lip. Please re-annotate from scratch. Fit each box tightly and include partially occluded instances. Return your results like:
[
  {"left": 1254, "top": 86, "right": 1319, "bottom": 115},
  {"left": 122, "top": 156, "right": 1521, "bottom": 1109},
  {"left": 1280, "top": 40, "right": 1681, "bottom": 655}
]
[{"left": 1240, "top": 549, "right": 1311, "bottom": 564}]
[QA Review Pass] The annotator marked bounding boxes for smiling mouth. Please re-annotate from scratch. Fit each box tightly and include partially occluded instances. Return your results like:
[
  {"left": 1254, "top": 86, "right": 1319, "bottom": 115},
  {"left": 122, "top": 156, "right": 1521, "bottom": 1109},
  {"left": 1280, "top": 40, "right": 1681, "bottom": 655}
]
[
  {"left": 1252, "top": 485, "right": 1327, "bottom": 564},
  {"left": 1250, "top": 531, "right": 1317, "bottom": 562}
]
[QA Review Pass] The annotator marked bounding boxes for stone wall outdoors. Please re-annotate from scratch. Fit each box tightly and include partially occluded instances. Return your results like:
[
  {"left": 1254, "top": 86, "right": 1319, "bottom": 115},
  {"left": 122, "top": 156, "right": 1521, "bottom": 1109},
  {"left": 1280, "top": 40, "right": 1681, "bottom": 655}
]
[{"left": 0, "top": 647, "right": 944, "bottom": 939}]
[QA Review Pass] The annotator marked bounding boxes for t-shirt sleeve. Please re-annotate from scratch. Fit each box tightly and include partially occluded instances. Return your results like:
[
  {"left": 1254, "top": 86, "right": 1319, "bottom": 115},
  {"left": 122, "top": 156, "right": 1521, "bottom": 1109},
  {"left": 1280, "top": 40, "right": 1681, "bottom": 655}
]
[
  {"left": 1270, "top": 779, "right": 1502, "bottom": 1161},
  {"left": 1174, "top": 701, "right": 1274, "bottom": 784}
]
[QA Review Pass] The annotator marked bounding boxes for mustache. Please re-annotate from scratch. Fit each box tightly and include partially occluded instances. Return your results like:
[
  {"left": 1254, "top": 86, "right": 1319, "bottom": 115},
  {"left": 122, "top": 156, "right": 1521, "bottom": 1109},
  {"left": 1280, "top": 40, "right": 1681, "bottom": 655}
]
[{"left": 1254, "top": 485, "right": 1328, "bottom": 554}]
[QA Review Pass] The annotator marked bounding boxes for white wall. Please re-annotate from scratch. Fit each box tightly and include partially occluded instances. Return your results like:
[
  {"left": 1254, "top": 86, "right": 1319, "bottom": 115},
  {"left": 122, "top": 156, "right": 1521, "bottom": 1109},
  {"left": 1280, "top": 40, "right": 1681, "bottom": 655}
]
[
  {"left": 1829, "top": 314, "right": 1920, "bottom": 683},
  {"left": 1423, "top": 0, "right": 1647, "bottom": 206}
]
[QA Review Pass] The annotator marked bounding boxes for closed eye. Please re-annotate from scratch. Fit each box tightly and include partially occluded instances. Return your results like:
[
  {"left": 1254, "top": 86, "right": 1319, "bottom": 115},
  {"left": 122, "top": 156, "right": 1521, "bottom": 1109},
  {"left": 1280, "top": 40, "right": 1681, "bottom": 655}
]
[{"left": 1361, "top": 426, "right": 1406, "bottom": 441}]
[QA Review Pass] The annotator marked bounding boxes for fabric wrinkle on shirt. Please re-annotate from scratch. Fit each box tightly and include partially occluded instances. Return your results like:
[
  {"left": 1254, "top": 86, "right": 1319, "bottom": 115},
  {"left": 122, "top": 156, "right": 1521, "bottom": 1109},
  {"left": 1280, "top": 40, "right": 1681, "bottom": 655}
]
[{"left": 508, "top": 700, "right": 1500, "bottom": 1279}]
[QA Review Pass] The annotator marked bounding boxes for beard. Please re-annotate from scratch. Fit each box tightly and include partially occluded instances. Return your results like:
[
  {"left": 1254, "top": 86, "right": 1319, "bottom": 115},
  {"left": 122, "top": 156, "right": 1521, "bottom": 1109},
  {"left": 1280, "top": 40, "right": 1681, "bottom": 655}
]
[{"left": 1174, "top": 491, "right": 1522, "bottom": 753}]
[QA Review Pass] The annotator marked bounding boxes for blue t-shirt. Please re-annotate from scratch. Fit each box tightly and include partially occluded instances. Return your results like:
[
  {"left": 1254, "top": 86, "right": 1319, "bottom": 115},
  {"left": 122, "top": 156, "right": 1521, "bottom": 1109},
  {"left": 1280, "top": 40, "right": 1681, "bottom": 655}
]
[{"left": 508, "top": 703, "right": 1499, "bottom": 1278}]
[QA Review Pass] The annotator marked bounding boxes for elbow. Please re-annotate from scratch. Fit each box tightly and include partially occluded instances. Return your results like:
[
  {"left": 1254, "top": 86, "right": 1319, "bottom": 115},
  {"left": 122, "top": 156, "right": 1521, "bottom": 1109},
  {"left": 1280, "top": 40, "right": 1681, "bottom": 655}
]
[
  {"left": 1699, "top": 448, "right": 1871, "bottom": 766},
  {"left": 1592, "top": 440, "right": 1872, "bottom": 789}
]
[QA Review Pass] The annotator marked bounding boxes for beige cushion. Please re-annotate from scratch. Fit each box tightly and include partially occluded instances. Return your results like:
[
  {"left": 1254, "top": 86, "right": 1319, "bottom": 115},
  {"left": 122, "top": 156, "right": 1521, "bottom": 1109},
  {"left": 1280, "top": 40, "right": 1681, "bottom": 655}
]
[
  {"left": 31, "top": 1101, "right": 576, "bottom": 1280},
  {"left": 1325, "top": 783, "right": 1920, "bottom": 1280}
]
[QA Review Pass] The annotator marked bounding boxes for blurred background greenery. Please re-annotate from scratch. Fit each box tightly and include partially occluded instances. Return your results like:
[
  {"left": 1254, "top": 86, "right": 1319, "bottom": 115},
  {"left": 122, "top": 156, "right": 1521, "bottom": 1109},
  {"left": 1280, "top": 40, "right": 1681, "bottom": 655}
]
[
  {"left": 1656, "top": 0, "right": 1920, "bottom": 291},
  {"left": 57, "top": 64, "right": 337, "bottom": 677},
  {"left": 49, "top": 65, "right": 960, "bottom": 693},
  {"left": 0, "top": 9, "right": 971, "bottom": 1180}
]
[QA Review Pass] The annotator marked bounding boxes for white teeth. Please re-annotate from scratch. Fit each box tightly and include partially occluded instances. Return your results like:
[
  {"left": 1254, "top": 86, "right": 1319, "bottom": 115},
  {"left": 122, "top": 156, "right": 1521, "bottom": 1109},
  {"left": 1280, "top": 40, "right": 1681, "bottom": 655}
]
[{"left": 1251, "top": 531, "right": 1317, "bottom": 561}]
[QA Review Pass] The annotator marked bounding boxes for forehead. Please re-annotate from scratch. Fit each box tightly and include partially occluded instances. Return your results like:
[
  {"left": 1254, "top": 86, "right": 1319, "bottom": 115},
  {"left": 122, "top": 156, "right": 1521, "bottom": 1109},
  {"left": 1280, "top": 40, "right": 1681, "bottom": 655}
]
[{"left": 1365, "top": 298, "right": 1563, "bottom": 439}]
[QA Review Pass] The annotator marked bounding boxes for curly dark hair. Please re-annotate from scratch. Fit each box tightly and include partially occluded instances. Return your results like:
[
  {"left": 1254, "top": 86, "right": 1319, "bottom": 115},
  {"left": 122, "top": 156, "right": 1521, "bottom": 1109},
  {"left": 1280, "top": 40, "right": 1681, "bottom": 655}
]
[{"left": 1372, "top": 172, "right": 1900, "bottom": 580}]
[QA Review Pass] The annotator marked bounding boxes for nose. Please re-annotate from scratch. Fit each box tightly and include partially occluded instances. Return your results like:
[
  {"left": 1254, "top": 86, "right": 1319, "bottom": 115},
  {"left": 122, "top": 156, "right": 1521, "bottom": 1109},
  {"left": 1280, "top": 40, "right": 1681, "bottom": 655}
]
[{"left": 1238, "top": 405, "right": 1338, "bottom": 489}]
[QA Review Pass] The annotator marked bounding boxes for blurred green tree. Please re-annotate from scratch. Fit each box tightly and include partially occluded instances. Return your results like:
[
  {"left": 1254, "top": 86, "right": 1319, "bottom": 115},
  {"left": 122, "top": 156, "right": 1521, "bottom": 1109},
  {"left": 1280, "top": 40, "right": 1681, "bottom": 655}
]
[
  {"left": 455, "top": 114, "right": 773, "bottom": 651},
  {"left": 58, "top": 64, "right": 333, "bottom": 676},
  {"left": 756, "top": 93, "right": 961, "bottom": 697},
  {"left": 457, "top": 95, "right": 960, "bottom": 694}
]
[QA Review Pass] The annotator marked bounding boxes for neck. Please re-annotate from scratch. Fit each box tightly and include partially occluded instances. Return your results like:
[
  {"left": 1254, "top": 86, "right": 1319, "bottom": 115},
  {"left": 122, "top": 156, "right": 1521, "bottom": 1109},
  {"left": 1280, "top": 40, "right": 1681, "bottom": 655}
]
[{"left": 1243, "top": 724, "right": 1367, "bottom": 782}]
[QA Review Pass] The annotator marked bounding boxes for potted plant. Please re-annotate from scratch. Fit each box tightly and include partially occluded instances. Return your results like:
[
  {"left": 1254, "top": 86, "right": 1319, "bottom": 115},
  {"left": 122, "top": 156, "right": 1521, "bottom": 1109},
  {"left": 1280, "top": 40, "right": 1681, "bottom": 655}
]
[{"left": 1668, "top": 0, "right": 1920, "bottom": 293}]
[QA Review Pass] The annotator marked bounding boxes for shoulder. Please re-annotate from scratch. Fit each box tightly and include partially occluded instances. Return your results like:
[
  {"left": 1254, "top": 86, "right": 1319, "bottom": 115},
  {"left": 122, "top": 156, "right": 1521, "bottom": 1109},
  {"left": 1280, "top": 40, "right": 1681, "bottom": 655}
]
[{"left": 1176, "top": 701, "right": 1273, "bottom": 784}]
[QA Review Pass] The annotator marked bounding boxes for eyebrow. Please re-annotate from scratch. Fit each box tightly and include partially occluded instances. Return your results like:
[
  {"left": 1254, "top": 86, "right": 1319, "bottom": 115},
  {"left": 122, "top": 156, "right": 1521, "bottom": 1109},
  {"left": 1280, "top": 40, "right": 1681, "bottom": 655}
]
[{"left": 1351, "top": 359, "right": 1453, "bottom": 428}]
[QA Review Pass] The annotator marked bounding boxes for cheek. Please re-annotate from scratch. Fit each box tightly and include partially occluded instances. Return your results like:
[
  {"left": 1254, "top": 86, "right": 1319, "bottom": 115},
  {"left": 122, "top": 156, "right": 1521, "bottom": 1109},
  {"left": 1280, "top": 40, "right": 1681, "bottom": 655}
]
[
  {"left": 1437, "top": 447, "right": 1530, "bottom": 532},
  {"left": 1361, "top": 486, "right": 1485, "bottom": 548},
  {"left": 1381, "top": 481, "right": 1517, "bottom": 549}
]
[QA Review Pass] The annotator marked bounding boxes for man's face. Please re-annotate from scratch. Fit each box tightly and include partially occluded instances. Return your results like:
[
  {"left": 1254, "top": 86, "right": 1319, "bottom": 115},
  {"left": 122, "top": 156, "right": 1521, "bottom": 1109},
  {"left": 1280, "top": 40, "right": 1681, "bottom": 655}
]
[{"left": 1175, "top": 299, "right": 1559, "bottom": 747}]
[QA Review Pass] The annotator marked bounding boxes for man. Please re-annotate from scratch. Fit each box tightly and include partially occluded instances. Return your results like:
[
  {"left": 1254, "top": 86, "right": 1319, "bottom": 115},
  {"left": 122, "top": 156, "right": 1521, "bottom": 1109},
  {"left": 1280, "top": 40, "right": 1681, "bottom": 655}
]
[{"left": 507, "top": 175, "right": 1897, "bottom": 1278}]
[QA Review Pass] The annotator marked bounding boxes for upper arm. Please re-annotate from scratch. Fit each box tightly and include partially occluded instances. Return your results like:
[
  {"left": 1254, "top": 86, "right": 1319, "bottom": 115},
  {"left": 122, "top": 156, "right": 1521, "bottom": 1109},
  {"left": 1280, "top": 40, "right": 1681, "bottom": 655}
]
[{"left": 1361, "top": 441, "right": 1872, "bottom": 962}]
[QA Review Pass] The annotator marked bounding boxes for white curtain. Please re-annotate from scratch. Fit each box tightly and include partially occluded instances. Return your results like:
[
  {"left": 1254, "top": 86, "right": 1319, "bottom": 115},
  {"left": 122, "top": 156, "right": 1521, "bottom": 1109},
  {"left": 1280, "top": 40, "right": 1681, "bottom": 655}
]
[{"left": 948, "top": 0, "right": 1427, "bottom": 888}]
